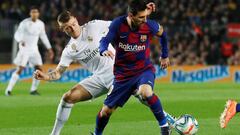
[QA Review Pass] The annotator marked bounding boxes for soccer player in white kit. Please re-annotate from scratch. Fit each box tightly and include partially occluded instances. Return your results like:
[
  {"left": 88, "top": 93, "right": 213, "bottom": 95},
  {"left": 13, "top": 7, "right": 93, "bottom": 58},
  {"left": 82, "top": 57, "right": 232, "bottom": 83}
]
[
  {"left": 34, "top": 9, "right": 176, "bottom": 135},
  {"left": 5, "top": 6, "right": 54, "bottom": 96},
  {"left": 34, "top": 11, "right": 115, "bottom": 135}
]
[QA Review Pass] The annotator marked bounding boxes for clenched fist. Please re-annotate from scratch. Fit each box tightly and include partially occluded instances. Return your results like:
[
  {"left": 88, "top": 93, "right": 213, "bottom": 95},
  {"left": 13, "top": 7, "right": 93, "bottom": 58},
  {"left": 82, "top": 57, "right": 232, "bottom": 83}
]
[{"left": 34, "top": 70, "right": 49, "bottom": 80}]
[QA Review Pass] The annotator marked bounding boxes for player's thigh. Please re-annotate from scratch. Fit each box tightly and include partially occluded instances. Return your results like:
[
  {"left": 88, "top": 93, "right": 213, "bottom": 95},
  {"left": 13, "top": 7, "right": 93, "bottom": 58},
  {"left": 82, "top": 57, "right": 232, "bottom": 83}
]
[
  {"left": 79, "top": 75, "right": 109, "bottom": 99},
  {"left": 13, "top": 51, "right": 30, "bottom": 67},
  {"left": 137, "top": 70, "right": 155, "bottom": 99},
  {"left": 104, "top": 80, "right": 135, "bottom": 108},
  {"left": 63, "top": 84, "right": 92, "bottom": 103},
  {"left": 29, "top": 52, "right": 43, "bottom": 66}
]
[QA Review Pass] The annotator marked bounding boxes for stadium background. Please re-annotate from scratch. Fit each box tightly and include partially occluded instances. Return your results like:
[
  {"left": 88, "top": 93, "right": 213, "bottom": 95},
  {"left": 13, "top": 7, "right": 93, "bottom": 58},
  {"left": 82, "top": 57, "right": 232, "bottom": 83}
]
[{"left": 0, "top": 0, "right": 240, "bottom": 135}]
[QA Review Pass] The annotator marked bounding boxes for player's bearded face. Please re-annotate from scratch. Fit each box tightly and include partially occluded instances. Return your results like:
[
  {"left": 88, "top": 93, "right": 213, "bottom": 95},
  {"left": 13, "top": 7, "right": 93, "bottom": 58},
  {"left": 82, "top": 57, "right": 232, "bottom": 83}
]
[
  {"left": 30, "top": 9, "right": 39, "bottom": 21},
  {"left": 131, "top": 10, "right": 148, "bottom": 27},
  {"left": 59, "top": 17, "right": 80, "bottom": 38}
]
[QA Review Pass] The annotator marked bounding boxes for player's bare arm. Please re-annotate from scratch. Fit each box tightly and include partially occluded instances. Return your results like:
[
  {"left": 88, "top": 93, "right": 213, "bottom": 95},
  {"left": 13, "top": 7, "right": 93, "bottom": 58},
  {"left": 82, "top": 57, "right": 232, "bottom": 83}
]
[
  {"left": 156, "top": 27, "right": 170, "bottom": 69},
  {"left": 47, "top": 48, "right": 54, "bottom": 60},
  {"left": 34, "top": 66, "right": 67, "bottom": 81}
]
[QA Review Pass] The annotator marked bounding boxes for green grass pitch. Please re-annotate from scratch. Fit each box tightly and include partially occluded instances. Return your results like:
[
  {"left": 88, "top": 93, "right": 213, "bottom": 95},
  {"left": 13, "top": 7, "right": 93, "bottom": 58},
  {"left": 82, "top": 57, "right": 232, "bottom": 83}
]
[{"left": 0, "top": 82, "right": 240, "bottom": 135}]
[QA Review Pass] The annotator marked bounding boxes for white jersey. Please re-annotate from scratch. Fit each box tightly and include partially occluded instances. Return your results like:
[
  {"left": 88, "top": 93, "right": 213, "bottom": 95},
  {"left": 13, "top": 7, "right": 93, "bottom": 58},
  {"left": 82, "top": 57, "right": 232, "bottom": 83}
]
[
  {"left": 58, "top": 20, "right": 115, "bottom": 79},
  {"left": 14, "top": 18, "right": 52, "bottom": 52}
]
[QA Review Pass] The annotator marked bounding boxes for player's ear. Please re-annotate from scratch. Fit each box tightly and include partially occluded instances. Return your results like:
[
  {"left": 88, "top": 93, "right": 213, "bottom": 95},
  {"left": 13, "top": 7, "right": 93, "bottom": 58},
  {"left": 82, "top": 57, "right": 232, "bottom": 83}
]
[
  {"left": 128, "top": 12, "right": 133, "bottom": 18},
  {"left": 57, "top": 21, "right": 64, "bottom": 31}
]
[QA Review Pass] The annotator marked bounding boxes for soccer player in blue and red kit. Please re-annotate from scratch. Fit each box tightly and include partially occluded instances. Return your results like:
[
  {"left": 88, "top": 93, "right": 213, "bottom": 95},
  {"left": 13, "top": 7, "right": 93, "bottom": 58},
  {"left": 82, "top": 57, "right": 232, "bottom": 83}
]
[{"left": 92, "top": 0, "right": 170, "bottom": 134}]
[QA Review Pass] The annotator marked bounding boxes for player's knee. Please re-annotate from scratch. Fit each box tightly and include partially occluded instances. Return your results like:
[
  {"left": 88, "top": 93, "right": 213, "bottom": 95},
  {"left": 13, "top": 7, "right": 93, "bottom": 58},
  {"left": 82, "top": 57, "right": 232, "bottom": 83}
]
[
  {"left": 63, "top": 91, "right": 76, "bottom": 104},
  {"left": 138, "top": 84, "right": 153, "bottom": 99},
  {"left": 139, "top": 89, "right": 153, "bottom": 99},
  {"left": 16, "top": 67, "right": 24, "bottom": 74},
  {"left": 101, "top": 106, "right": 114, "bottom": 117}
]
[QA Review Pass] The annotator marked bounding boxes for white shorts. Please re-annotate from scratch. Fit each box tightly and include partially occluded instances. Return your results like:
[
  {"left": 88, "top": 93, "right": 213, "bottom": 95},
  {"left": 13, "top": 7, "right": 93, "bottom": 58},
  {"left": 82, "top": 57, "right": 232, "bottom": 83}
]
[
  {"left": 14, "top": 50, "right": 42, "bottom": 67},
  {"left": 79, "top": 74, "right": 113, "bottom": 98}
]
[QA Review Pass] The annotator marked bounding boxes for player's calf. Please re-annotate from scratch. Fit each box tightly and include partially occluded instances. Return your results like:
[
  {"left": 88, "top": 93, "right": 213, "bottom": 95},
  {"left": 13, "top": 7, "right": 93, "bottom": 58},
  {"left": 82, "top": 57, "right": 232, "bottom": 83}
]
[
  {"left": 94, "top": 106, "right": 115, "bottom": 135},
  {"left": 51, "top": 98, "right": 74, "bottom": 135}
]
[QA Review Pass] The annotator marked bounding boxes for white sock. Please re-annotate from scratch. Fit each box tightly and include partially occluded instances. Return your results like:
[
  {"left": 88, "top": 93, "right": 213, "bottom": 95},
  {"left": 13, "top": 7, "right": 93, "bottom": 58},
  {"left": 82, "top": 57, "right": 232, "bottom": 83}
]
[
  {"left": 5, "top": 71, "right": 19, "bottom": 92},
  {"left": 30, "top": 77, "right": 40, "bottom": 92},
  {"left": 51, "top": 99, "right": 74, "bottom": 135}
]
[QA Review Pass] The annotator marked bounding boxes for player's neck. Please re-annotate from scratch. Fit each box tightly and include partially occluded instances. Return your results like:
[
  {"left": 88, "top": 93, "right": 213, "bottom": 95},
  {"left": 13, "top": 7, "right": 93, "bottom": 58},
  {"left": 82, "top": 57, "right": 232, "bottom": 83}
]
[
  {"left": 127, "top": 16, "right": 132, "bottom": 29},
  {"left": 127, "top": 16, "right": 138, "bottom": 31},
  {"left": 31, "top": 18, "right": 37, "bottom": 22}
]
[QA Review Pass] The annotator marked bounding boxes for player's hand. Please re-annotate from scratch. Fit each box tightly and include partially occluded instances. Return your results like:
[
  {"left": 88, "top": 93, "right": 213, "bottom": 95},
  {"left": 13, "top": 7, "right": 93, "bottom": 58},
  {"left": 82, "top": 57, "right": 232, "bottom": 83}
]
[
  {"left": 146, "top": 2, "right": 156, "bottom": 15},
  {"left": 34, "top": 70, "right": 48, "bottom": 80},
  {"left": 102, "top": 50, "right": 115, "bottom": 59},
  {"left": 159, "top": 57, "right": 170, "bottom": 69},
  {"left": 48, "top": 49, "right": 54, "bottom": 61}
]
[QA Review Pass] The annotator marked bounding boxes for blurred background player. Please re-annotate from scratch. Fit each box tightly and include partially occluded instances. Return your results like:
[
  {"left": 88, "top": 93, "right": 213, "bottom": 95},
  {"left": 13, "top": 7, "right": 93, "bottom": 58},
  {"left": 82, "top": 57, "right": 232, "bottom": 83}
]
[
  {"left": 93, "top": 0, "right": 170, "bottom": 135},
  {"left": 5, "top": 6, "right": 54, "bottom": 96},
  {"left": 220, "top": 100, "right": 240, "bottom": 128}
]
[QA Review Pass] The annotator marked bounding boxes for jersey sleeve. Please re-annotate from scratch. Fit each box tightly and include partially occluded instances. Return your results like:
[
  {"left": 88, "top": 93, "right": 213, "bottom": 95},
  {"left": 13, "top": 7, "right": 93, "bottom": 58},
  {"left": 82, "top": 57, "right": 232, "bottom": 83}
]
[
  {"left": 89, "top": 20, "right": 111, "bottom": 37},
  {"left": 14, "top": 21, "right": 25, "bottom": 42},
  {"left": 57, "top": 48, "right": 73, "bottom": 67},
  {"left": 39, "top": 22, "right": 52, "bottom": 49},
  {"left": 99, "top": 18, "right": 120, "bottom": 55},
  {"left": 98, "top": 20, "right": 111, "bottom": 37},
  {"left": 147, "top": 19, "right": 161, "bottom": 35}
]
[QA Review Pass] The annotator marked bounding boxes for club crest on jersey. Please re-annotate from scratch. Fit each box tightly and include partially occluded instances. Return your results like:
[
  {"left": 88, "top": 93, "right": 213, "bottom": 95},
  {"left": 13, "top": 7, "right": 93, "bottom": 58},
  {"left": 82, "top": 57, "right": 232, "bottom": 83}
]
[
  {"left": 71, "top": 43, "right": 78, "bottom": 52},
  {"left": 87, "top": 36, "right": 93, "bottom": 42},
  {"left": 140, "top": 35, "right": 147, "bottom": 42}
]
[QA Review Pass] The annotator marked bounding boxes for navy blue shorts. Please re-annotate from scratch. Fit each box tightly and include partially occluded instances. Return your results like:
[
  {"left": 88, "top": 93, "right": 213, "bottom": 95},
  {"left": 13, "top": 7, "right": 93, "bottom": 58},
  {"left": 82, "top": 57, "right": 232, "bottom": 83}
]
[{"left": 104, "top": 70, "right": 155, "bottom": 108}]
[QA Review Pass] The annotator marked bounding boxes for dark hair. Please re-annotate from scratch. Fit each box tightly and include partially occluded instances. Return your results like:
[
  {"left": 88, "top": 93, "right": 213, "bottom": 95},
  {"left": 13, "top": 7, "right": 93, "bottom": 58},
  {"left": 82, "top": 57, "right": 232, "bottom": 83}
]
[
  {"left": 57, "top": 10, "right": 73, "bottom": 23},
  {"left": 30, "top": 6, "right": 39, "bottom": 11},
  {"left": 128, "top": 0, "right": 148, "bottom": 16}
]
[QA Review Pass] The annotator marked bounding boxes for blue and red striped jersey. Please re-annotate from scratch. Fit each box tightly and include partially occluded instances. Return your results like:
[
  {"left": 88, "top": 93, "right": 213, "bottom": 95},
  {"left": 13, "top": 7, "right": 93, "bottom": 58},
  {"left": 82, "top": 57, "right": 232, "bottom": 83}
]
[{"left": 99, "top": 15, "right": 161, "bottom": 81}]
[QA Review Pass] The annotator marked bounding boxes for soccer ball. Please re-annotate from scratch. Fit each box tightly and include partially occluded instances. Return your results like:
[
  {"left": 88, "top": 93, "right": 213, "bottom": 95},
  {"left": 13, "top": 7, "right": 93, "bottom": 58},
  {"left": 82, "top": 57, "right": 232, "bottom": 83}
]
[{"left": 174, "top": 114, "right": 199, "bottom": 135}]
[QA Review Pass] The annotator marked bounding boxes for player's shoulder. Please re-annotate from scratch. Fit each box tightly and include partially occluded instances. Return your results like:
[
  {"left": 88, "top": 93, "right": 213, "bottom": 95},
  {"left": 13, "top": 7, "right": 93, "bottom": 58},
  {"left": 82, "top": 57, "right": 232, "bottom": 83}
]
[
  {"left": 20, "top": 18, "right": 30, "bottom": 24},
  {"left": 63, "top": 38, "right": 76, "bottom": 55},
  {"left": 107, "top": 15, "right": 127, "bottom": 30},
  {"left": 113, "top": 15, "right": 126, "bottom": 22},
  {"left": 36, "top": 19, "right": 45, "bottom": 26},
  {"left": 64, "top": 38, "right": 74, "bottom": 49},
  {"left": 62, "top": 42, "right": 72, "bottom": 57},
  {"left": 111, "top": 15, "right": 126, "bottom": 24},
  {"left": 83, "top": 20, "right": 111, "bottom": 29}
]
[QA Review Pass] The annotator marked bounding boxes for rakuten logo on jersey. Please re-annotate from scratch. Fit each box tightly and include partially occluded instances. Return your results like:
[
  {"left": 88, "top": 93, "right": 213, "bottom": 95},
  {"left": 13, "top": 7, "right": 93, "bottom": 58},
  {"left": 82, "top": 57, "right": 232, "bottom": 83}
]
[{"left": 119, "top": 42, "right": 145, "bottom": 51}]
